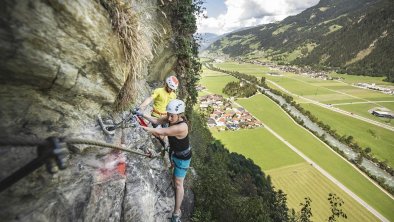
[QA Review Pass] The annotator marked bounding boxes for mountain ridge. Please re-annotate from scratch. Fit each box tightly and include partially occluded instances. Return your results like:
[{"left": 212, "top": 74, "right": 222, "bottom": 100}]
[{"left": 204, "top": 0, "right": 394, "bottom": 82}]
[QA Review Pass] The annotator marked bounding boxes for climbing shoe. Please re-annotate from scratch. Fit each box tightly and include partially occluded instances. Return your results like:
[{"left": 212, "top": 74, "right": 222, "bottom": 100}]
[{"left": 171, "top": 212, "right": 181, "bottom": 222}]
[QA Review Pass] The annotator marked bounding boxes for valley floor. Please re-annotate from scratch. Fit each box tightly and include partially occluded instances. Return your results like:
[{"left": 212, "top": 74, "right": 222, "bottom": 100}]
[{"left": 199, "top": 63, "right": 394, "bottom": 221}]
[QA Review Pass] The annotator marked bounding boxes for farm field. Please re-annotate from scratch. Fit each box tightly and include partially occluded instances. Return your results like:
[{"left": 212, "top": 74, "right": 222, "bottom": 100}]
[
  {"left": 215, "top": 61, "right": 393, "bottom": 101},
  {"left": 212, "top": 126, "right": 381, "bottom": 221},
  {"left": 215, "top": 62, "right": 266, "bottom": 77},
  {"left": 216, "top": 62, "right": 269, "bottom": 76},
  {"left": 300, "top": 103, "right": 394, "bottom": 167},
  {"left": 329, "top": 72, "right": 393, "bottom": 86},
  {"left": 200, "top": 63, "right": 394, "bottom": 220},
  {"left": 215, "top": 61, "right": 393, "bottom": 88},
  {"left": 202, "top": 69, "right": 394, "bottom": 221},
  {"left": 214, "top": 62, "right": 394, "bottom": 126},
  {"left": 211, "top": 128, "right": 304, "bottom": 170},
  {"left": 199, "top": 67, "right": 238, "bottom": 96},
  {"left": 267, "top": 163, "right": 380, "bottom": 222},
  {"left": 336, "top": 103, "right": 394, "bottom": 125},
  {"left": 286, "top": 76, "right": 394, "bottom": 103},
  {"left": 237, "top": 94, "right": 394, "bottom": 220}
]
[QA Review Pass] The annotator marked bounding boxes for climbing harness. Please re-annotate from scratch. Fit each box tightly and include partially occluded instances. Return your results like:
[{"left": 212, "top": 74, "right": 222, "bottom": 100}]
[
  {"left": 0, "top": 136, "right": 156, "bottom": 193},
  {"left": 98, "top": 108, "right": 148, "bottom": 135}
]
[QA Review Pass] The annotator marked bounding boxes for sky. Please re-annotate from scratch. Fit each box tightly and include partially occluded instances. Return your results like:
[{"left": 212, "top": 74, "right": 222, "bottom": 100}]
[{"left": 197, "top": 0, "right": 320, "bottom": 35}]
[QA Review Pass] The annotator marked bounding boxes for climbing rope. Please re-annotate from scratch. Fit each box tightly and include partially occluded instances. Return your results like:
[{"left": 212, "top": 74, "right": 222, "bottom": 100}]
[
  {"left": 64, "top": 138, "right": 154, "bottom": 158},
  {"left": 0, "top": 108, "right": 163, "bottom": 193},
  {"left": 0, "top": 136, "right": 157, "bottom": 193},
  {"left": 0, "top": 137, "right": 153, "bottom": 157}
]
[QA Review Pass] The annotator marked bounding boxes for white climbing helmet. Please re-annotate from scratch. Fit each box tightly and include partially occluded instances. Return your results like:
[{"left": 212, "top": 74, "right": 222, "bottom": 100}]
[
  {"left": 166, "top": 75, "right": 179, "bottom": 90},
  {"left": 166, "top": 99, "right": 185, "bottom": 114}
]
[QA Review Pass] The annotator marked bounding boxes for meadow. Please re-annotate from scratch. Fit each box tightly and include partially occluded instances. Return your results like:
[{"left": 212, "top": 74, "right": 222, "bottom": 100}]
[
  {"left": 211, "top": 128, "right": 304, "bottom": 170},
  {"left": 267, "top": 163, "right": 380, "bottom": 222},
  {"left": 200, "top": 62, "right": 394, "bottom": 220},
  {"left": 337, "top": 103, "right": 394, "bottom": 126},
  {"left": 238, "top": 94, "right": 394, "bottom": 220},
  {"left": 299, "top": 103, "right": 394, "bottom": 167},
  {"left": 199, "top": 67, "right": 238, "bottom": 96},
  {"left": 215, "top": 62, "right": 394, "bottom": 125},
  {"left": 212, "top": 125, "right": 381, "bottom": 221}
]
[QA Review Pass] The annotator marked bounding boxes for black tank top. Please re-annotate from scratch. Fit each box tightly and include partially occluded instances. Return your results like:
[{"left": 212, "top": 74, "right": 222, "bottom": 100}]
[{"left": 168, "top": 121, "right": 189, "bottom": 151}]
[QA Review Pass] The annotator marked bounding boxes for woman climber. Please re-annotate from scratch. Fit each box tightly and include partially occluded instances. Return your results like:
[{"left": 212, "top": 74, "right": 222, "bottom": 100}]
[{"left": 138, "top": 99, "right": 191, "bottom": 222}]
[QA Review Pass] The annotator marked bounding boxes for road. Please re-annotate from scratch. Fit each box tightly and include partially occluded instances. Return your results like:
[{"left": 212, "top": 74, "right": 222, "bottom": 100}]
[{"left": 267, "top": 80, "right": 394, "bottom": 132}]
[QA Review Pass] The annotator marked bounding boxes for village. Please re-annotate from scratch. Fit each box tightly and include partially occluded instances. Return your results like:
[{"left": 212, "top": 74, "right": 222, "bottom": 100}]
[
  {"left": 245, "top": 59, "right": 343, "bottom": 81},
  {"left": 198, "top": 94, "right": 263, "bottom": 131},
  {"left": 354, "top": 83, "right": 394, "bottom": 95}
]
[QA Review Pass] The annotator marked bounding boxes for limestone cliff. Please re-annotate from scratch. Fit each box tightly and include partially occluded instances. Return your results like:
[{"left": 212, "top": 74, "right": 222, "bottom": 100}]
[{"left": 0, "top": 0, "right": 189, "bottom": 221}]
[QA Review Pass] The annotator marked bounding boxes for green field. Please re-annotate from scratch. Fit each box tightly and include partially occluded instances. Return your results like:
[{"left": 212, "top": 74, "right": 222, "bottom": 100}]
[
  {"left": 211, "top": 128, "right": 304, "bottom": 170},
  {"left": 199, "top": 63, "right": 394, "bottom": 221},
  {"left": 238, "top": 94, "right": 394, "bottom": 220},
  {"left": 215, "top": 62, "right": 267, "bottom": 77},
  {"left": 200, "top": 67, "right": 238, "bottom": 96},
  {"left": 216, "top": 61, "right": 393, "bottom": 101},
  {"left": 300, "top": 103, "right": 394, "bottom": 167},
  {"left": 329, "top": 72, "right": 392, "bottom": 86},
  {"left": 268, "top": 163, "right": 380, "bottom": 222},
  {"left": 211, "top": 128, "right": 382, "bottom": 221},
  {"left": 215, "top": 61, "right": 393, "bottom": 87},
  {"left": 215, "top": 61, "right": 394, "bottom": 127}
]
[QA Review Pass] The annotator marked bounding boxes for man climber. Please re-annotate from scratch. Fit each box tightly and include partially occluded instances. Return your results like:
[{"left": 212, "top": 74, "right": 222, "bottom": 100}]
[{"left": 139, "top": 75, "right": 179, "bottom": 128}]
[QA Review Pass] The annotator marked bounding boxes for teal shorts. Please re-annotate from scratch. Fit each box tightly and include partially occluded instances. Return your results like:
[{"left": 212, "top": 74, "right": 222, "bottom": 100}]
[{"left": 171, "top": 155, "right": 191, "bottom": 178}]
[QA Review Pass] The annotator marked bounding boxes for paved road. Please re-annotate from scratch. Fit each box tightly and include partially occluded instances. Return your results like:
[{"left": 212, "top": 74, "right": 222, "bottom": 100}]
[
  {"left": 233, "top": 100, "right": 390, "bottom": 222},
  {"left": 267, "top": 80, "right": 394, "bottom": 131}
]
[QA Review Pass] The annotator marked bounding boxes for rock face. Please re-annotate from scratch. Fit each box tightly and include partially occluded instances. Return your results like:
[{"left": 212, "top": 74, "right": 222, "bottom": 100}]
[{"left": 0, "top": 0, "right": 186, "bottom": 221}]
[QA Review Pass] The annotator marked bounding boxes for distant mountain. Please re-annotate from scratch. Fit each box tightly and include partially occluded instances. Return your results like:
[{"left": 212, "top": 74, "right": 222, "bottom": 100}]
[
  {"left": 204, "top": 0, "right": 394, "bottom": 81},
  {"left": 198, "top": 33, "right": 220, "bottom": 51}
]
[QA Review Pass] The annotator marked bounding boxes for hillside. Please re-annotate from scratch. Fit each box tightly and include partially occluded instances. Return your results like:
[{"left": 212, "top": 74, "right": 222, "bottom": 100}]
[{"left": 205, "top": 0, "right": 394, "bottom": 81}]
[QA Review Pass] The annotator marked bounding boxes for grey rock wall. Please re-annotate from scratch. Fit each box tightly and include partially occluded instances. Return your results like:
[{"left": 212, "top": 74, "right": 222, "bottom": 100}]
[{"left": 0, "top": 0, "right": 184, "bottom": 221}]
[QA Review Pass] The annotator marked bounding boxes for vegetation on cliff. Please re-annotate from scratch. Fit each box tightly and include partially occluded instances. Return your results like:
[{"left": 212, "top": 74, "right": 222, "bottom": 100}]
[
  {"left": 169, "top": 0, "right": 203, "bottom": 115},
  {"left": 100, "top": 0, "right": 153, "bottom": 111}
]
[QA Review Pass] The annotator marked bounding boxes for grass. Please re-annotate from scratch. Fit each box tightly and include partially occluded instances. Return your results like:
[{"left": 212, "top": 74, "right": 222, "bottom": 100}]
[
  {"left": 216, "top": 61, "right": 394, "bottom": 114},
  {"left": 329, "top": 72, "right": 392, "bottom": 86},
  {"left": 211, "top": 128, "right": 304, "bottom": 170},
  {"left": 267, "top": 163, "right": 380, "bottom": 222},
  {"left": 200, "top": 64, "right": 394, "bottom": 220},
  {"left": 300, "top": 103, "right": 394, "bottom": 167},
  {"left": 215, "top": 62, "right": 268, "bottom": 77},
  {"left": 238, "top": 94, "right": 394, "bottom": 221},
  {"left": 200, "top": 67, "right": 238, "bottom": 96},
  {"left": 102, "top": 0, "right": 152, "bottom": 110}
]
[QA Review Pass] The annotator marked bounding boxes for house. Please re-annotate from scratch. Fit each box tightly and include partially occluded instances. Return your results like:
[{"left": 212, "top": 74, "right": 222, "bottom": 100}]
[
  {"left": 200, "top": 102, "right": 209, "bottom": 109},
  {"left": 216, "top": 117, "right": 226, "bottom": 126},
  {"left": 207, "top": 118, "right": 216, "bottom": 127}
]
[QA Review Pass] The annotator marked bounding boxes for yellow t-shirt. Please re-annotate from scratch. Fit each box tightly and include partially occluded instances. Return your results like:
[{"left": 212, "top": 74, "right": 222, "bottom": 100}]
[{"left": 151, "top": 87, "right": 176, "bottom": 117}]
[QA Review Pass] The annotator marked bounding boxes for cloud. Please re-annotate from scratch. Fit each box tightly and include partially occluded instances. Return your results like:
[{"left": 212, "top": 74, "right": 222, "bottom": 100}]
[{"left": 197, "top": 0, "right": 319, "bottom": 35}]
